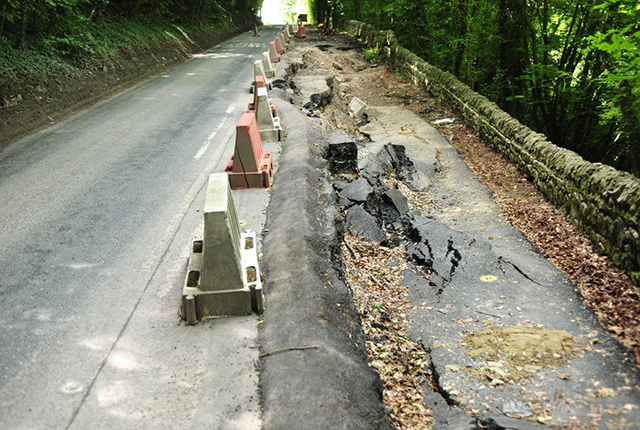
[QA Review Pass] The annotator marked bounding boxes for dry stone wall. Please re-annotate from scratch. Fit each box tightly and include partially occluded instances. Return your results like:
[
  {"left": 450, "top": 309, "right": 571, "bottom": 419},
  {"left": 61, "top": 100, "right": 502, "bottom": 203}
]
[{"left": 342, "top": 20, "right": 640, "bottom": 285}]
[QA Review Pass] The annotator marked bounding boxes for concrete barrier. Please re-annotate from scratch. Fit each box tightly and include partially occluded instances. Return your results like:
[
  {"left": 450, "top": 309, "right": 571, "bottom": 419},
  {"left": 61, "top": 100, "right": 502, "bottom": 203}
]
[
  {"left": 181, "top": 174, "right": 264, "bottom": 322},
  {"left": 262, "top": 52, "right": 276, "bottom": 78},
  {"left": 249, "top": 76, "right": 278, "bottom": 119},
  {"left": 252, "top": 60, "right": 272, "bottom": 92},
  {"left": 248, "top": 75, "right": 262, "bottom": 111},
  {"left": 269, "top": 41, "right": 280, "bottom": 63},
  {"left": 225, "top": 111, "right": 273, "bottom": 189},
  {"left": 254, "top": 87, "right": 281, "bottom": 142}
]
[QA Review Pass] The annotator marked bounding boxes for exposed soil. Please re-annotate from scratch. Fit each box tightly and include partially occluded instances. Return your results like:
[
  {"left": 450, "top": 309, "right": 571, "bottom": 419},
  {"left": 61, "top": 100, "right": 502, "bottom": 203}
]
[{"left": 464, "top": 326, "right": 587, "bottom": 384}]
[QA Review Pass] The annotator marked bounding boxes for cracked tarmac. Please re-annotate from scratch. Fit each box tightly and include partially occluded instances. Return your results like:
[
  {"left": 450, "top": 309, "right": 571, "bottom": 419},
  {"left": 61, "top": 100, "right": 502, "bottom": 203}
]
[
  {"left": 369, "top": 102, "right": 640, "bottom": 429},
  {"left": 266, "top": 29, "right": 640, "bottom": 429}
]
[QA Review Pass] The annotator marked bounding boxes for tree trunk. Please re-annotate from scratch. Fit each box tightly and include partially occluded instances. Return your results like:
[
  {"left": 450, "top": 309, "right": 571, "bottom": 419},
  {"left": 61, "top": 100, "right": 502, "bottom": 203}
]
[
  {"left": 0, "top": 0, "right": 7, "bottom": 43},
  {"left": 17, "top": 0, "right": 26, "bottom": 49},
  {"left": 354, "top": 0, "right": 361, "bottom": 20},
  {"left": 498, "top": 0, "right": 526, "bottom": 120}
]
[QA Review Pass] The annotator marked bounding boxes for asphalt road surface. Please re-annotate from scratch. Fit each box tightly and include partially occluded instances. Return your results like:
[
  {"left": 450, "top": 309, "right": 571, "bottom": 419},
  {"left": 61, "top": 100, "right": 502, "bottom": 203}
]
[{"left": 0, "top": 26, "right": 282, "bottom": 429}]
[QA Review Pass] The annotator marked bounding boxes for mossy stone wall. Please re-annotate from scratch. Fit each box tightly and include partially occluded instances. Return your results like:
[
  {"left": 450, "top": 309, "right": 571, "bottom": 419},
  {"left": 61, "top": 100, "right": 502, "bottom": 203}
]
[{"left": 343, "top": 20, "right": 640, "bottom": 286}]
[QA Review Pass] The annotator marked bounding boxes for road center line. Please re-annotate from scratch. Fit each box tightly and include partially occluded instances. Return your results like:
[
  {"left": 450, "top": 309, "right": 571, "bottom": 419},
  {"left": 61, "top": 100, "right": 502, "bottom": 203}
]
[{"left": 194, "top": 104, "right": 235, "bottom": 159}]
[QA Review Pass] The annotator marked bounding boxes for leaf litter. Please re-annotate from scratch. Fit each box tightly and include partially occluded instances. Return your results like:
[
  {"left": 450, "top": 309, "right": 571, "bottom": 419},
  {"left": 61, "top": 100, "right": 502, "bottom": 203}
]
[{"left": 342, "top": 234, "right": 434, "bottom": 429}]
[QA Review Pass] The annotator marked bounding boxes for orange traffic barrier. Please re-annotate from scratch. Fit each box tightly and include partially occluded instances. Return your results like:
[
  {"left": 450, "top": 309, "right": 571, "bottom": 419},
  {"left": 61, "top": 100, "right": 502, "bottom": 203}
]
[
  {"left": 252, "top": 23, "right": 260, "bottom": 37},
  {"left": 296, "top": 25, "right": 306, "bottom": 38},
  {"left": 282, "top": 29, "right": 290, "bottom": 44},
  {"left": 269, "top": 41, "right": 280, "bottom": 63},
  {"left": 274, "top": 36, "right": 285, "bottom": 55},
  {"left": 225, "top": 112, "right": 273, "bottom": 189}
]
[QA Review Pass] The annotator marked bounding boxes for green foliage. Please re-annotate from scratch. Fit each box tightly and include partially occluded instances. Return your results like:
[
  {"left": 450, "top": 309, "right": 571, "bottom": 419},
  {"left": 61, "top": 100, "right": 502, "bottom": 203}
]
[
  {"left": 584, "top": 0, "right": 640, "bottom": 169},
  {"left": 0, "top": 1, "right": 261, "bottom": 83},
  {"left": 0, "top": 0, "right": 261, "bottom": 47},
  {"left": 0, "top": 40, "right": 76, "bottom": 79},
  {"left": 362, "top": 47, "right": 379, "bottom": 63},
  {"left": 332, "top": 0, "right": 640, "bottom": 176}
]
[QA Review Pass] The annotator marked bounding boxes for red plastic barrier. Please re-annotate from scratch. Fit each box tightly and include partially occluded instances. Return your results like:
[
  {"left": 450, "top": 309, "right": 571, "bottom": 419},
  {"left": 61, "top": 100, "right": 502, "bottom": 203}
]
[
  {"left": 253, "top": 23, "right": 260, "bottom": 37},
  {"left": 296, "top": 25, "right": 306, "bottom": 38},
  {"left": 274, "top": 36, "right": 285, "bottom": 55},
  {"left": 269, "top": 41, "right": 280, "bottom": 63},
  {"left": 282, "top": 29, "right": 290, "bottom": 44},
  {"left": 225, "top": 112, "right": 273, "bottom": 189}
]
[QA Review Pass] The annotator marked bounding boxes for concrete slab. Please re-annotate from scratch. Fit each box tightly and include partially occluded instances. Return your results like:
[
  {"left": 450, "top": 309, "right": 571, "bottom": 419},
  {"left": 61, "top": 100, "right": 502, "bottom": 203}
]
[
  {"left": 293, "top": 75, "right": 333, "bottom": 110},
  {"left": 262, "top": 52, "right": 276, "bottom": 78},
  {"left": 361, "top": 106, "right": 440, "bottom": 191}
]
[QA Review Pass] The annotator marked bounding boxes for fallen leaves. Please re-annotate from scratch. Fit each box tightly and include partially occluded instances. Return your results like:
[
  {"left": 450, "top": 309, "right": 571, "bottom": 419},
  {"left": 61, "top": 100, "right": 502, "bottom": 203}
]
[{"left": 342, "top": 234, "right": 434, "bottom": 429}]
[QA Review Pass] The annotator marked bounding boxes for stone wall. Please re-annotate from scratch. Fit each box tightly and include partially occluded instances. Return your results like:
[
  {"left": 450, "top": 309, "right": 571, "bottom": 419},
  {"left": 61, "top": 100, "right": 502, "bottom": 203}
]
[{"left": 342, "top": 20, "right": 640, "bottom": 286}]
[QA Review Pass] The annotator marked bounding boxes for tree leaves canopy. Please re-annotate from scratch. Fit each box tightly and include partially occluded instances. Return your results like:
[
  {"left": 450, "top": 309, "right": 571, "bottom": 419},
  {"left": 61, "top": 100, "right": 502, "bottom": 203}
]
[{"left": 318, "top": 0, "right": 639, "bottom": 175}]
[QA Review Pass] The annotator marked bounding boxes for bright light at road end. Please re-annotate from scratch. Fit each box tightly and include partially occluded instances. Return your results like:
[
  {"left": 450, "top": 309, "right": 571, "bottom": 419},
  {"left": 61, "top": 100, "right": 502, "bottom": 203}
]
[{"left": 260, "top": 0, "right": 309, "bottom": 25}]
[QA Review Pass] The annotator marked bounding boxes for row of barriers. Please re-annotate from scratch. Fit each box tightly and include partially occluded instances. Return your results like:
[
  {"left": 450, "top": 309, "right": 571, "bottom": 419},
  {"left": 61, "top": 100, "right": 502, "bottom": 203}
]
[{"left": 181, "top": 26, "right": 295, "bottom": 324}]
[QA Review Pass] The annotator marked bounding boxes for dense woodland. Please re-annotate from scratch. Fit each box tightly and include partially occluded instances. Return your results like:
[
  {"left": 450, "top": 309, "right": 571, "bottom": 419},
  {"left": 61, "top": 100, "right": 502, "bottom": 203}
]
[
  {"left": 0, "top": 0, "right": 261, "bottom": 83},
  {"left": 0, "top": 0, "right": 261, "bottom": 46},
  {"left": 1, "top": 1, "right": 638, "bottom": 176},
  {"left": 309, "top": 0, "right": 640, "bottom": 176}
]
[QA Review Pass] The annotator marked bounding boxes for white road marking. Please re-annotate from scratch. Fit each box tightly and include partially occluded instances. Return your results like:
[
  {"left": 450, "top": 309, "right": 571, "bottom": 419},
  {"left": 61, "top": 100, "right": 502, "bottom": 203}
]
[{"left": 194, "top": 104, "right": 235, "bottom": 159}]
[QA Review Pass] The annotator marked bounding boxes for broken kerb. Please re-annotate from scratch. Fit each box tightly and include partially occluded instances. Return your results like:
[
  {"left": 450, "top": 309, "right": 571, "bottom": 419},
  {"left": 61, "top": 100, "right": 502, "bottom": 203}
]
[
  {"left": 262, "top": 52, "right": 276, "bottom": 78},
  {"left": 224, "top": 111, "right": 273, "bottom": 189},
  {"left": 349, "top": 96, "right": 368, "bottom": 119},
  {"left": 182, "top": 174, "right": 264, "bottom": 323}
]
